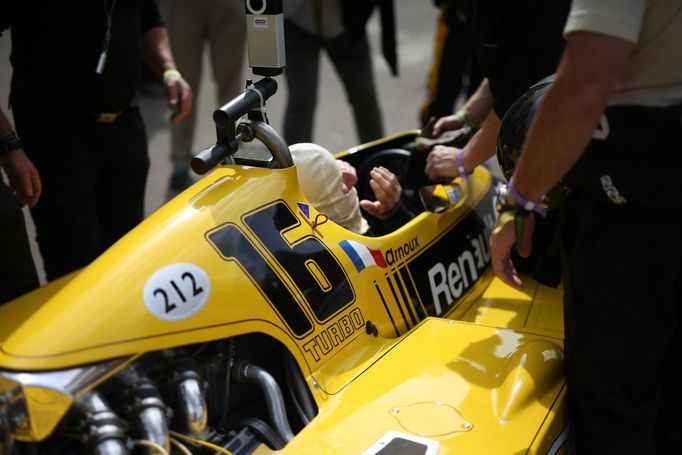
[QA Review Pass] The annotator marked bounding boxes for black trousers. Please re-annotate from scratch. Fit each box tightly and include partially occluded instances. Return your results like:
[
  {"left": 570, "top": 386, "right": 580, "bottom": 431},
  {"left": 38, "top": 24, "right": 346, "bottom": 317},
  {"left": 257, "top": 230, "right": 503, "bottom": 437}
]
[
  {"left": 561, "top": 104, "right": 682, "bottom": 454},
  {"left": 283, "top": 20, "right": 384, "bottom": 145},
  {"left": 12, "top": 101, "right": 149, "bottom": 281},
  {"left": 0, "top": 177, "right": 39, "bottom": 304},
  {"left": 419, "top": 2, "right": 482, "bottom": 126}
]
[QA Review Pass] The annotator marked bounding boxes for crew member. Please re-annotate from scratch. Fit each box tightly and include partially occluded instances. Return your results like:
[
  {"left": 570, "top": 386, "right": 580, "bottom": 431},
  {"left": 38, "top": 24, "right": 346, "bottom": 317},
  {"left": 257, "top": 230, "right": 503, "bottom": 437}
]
[
  {"left": 0, "top": 106, "right": 40, "bottom": 303},
  {"left": 1, "top": 1, "right": 192, "bottom": 280},
  {"left": 490, "top": 1, "right": 682, "bottom": 452}
]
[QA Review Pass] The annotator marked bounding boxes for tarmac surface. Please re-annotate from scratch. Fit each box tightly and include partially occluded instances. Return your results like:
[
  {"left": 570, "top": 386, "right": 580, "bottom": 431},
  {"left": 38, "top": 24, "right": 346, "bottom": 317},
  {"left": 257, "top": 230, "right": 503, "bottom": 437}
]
[{"left": 1, "top": 1, "right": 498, "bottom": 284}]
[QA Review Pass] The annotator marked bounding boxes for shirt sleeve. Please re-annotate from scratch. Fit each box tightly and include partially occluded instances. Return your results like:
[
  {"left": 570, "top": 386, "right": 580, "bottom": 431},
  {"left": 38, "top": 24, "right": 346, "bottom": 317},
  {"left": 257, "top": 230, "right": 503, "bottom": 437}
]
[
  {"left": 564, "top": 0, "right": 646, "bottom": 44},
  {"left": 140, "top": 0, "right": 164, "bottom": 33}
]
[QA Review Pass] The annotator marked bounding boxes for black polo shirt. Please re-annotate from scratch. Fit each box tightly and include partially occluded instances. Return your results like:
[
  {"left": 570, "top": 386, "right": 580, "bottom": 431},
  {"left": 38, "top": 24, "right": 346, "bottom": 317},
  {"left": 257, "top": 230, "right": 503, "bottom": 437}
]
[
  {"left": 473, "top": 0, "right": 570, "bottom": 118},
  {"left": 1, "top": 0, "right": 163, "bottom": 113}
]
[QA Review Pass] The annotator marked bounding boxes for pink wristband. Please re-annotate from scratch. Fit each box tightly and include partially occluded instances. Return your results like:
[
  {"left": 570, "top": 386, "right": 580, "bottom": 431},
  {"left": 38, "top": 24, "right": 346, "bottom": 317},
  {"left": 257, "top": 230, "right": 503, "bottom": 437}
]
[
  {"left": 455, "top": 148, "right": 467, "bottom": 183},
  {"left": 508, "top": 178, "right": 546, "bottom": 218}
]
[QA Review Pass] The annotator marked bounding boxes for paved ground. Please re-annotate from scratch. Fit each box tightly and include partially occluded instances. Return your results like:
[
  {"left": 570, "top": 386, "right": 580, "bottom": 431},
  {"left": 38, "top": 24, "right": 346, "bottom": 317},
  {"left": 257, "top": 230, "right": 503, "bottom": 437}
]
[{"left": 0, "top": 2, "right": 462, "bottom": 283}]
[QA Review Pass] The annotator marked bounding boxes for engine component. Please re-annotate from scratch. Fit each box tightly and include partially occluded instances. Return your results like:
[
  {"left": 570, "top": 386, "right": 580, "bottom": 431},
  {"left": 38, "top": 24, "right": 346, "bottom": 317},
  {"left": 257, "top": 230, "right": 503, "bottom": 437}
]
[
  {"left": 169, "top": 355, "right": 209, "bottom": 438},
  {"left": 76, "top": 392, "right": 128, "bottom": 455},
  {"left": 283, "top": 353, "right": 316, "bottom": 425},
  {"left": 0, "top": 338, "right": 313, "bottom": 452},
  {"left": 1, "top": 406, "right": 12, "bottom": 455},
  {"left": 0, "top": 359, "right": 127, "bottom": 442},
  {"left": 232, "top": 360, "right": 294, "bottom": 443},
  {"left": 237, "top": 417, "right": 285, "bottom": 450},
  {"left": 118, "top": 367, "right": 170, "bottom": 453}
]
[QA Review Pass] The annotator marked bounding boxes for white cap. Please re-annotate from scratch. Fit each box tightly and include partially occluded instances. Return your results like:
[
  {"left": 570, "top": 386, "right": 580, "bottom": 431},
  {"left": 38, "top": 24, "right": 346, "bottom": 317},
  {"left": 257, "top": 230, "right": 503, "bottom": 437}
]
[{"left": 290, "top": 143, "right": 369, "bottom": 234}]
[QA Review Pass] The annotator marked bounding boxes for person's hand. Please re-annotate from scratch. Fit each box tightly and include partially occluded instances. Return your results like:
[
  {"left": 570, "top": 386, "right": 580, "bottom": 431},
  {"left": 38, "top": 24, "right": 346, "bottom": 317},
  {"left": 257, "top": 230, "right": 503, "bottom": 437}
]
[
  {"left": 489, "top": 212, "right": 535, "bottom": 290},
  {"left": 431, "top": 114, "right": 465, "bottom": 137},
  {"left": 336, "top": 160, "right": 358, "bottom": 194},
  {"left": 360, "top": 166, "right": 402, "bottom": 219},
  {"left": 164, "top": 71, "right": 192, "bottom": 124},
  {"left": 425, "top": 145, "right": 460, "bottom": 181},
  {"left": 0, "top": 150, "right": 41, "bottom": 208}
]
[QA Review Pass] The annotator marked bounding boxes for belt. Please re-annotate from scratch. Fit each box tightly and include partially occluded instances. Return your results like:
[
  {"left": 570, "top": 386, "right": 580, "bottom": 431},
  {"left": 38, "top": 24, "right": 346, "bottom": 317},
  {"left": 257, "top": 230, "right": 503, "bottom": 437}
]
[
  {"left": 93, "top": 104, "right": 138, "bottom": 122},
  {"left": 95, "top": 111, "right": 123, "bottom": 123}
]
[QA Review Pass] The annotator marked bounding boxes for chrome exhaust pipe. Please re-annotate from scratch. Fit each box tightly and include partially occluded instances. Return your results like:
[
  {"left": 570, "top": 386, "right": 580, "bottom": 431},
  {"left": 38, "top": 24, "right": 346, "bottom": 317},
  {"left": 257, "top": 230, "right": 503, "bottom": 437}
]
[
  {"left": 119, "top": 367, "right": 170, "bottom": 453},
  {"left": 77, "top": 392, "right": 128, "bottom": 455},
  {"left": 232, "top": 361, "right": 294, "bottom": 443},
  {"left": 174, "top": 369, "right": 208, "bottom": 437}
]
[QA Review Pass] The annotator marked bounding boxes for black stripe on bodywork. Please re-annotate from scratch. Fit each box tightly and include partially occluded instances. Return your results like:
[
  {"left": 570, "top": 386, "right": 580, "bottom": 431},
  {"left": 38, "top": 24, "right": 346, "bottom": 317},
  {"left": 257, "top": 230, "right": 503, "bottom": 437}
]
[
  {"left": 399, "top": 266, "right": 428, "bottom": 320},
  {"left": 374, "top": 281, "right": 400, "bottom": 337},
  {"left": 392, "top": 269, "right": 418, "bottom": 326},
  {"left": 386, "top": 273, "right": 412, "bottom": 329}
]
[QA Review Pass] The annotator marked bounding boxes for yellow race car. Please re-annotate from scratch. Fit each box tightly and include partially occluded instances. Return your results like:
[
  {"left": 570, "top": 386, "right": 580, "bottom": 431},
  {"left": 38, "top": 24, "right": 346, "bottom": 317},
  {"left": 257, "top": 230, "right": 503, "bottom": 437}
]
[{"left": 0, "top": 78, "right": 566, "bottom": 454}]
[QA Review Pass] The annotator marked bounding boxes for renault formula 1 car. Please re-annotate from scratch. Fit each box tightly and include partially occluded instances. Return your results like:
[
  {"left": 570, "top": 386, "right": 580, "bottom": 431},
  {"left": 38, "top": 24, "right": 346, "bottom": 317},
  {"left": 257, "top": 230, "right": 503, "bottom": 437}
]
[{"left": 0, "top": 78, "right": 566, "bottom": 454}]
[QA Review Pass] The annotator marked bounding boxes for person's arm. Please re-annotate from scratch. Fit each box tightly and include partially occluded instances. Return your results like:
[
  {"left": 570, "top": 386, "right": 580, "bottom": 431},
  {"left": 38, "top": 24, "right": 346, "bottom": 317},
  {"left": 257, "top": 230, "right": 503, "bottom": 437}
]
[
  {"left": 490, "top": 31, "right": 634, "bottom": 289},
  {"left": 141, "top": 26, "right": 192, "bottom": 124},
  {"left": 425, "top": 80, "right": 499, "bottom": 181},
  {"left": 432, "top": 78, "right": 493, "bottom": 135},
  {"left": 425, "top": 108, "right": 501, "bottom": 181},
  {"left": 0, "top": 109, "right": 41, "bottom": 207}
]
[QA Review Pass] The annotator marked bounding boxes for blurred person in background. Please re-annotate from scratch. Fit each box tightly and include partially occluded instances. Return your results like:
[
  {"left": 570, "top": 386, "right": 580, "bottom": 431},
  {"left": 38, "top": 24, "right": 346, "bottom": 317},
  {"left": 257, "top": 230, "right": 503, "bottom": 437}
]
[
  {"left": 1, "top": 0, "right": 192, "bottom": 281},
  {"left": 419, "top": 0, "right": 482, "bottom": 127},
  {"left": 0, "top": 106, "right": 40, "bottom": 303},
  {"left": 282, "top": 0, "right": 397, "bottom": 146},
  {"left": 424, "top": 0, "right": 570, "bottom": 184},
  {"left": 161, "top": 0, "right": 246, "bottom": 195},
  {"left": 418, "top": 0, "right": 570, "bottom": 285}
]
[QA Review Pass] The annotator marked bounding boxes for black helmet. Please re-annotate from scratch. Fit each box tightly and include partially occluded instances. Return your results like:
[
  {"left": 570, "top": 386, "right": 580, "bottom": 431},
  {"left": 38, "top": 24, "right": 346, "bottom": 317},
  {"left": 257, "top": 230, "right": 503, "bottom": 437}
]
[{"left": 496, "top": 75, "right": 567, "bottom": 208}]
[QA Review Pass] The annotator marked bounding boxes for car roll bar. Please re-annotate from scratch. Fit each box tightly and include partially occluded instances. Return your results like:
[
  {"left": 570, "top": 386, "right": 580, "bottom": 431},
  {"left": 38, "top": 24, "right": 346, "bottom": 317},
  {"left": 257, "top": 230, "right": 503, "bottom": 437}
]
[{"left": 191, "top": 77, "right": 292, "bottom": 175}]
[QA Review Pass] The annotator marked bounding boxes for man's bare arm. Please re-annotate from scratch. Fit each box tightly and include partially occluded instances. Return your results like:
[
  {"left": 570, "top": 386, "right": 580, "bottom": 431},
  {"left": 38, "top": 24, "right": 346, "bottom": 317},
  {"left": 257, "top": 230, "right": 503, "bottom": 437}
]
[
  {"left": 0, "top": 108, "right": 41, "bottom": 207},
  {"left": 513, "top": 32, "right": 634, "bottom": 200}
]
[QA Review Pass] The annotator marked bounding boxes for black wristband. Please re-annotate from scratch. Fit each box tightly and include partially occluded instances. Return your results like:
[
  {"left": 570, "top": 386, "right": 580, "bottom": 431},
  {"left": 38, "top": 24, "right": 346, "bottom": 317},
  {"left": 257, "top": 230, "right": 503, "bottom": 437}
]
[{"left": 0, "top": 132, "right": 23, "bottom": 155}]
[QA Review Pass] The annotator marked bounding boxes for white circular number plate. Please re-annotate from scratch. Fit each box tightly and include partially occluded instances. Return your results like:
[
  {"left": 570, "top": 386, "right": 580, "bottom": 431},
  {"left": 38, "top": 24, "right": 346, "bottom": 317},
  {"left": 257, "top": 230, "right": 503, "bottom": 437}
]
[{"left": 143, "top": 263, "right": 211, "bottom": 321}]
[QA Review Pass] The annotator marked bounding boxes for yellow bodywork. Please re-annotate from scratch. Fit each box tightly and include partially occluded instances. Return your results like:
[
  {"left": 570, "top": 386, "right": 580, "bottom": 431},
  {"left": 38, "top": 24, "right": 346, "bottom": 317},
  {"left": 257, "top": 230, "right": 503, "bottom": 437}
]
[
  {"left": 281, "top": 318, "right": 565, "bottom": 454},
  {"left": 0, "top": 132, "right": 566, "bottom": 453}
]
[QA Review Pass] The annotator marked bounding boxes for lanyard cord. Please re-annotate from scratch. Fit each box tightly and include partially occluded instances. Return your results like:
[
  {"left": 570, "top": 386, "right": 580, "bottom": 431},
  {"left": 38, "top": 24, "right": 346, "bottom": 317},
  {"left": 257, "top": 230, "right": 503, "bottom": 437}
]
[
  {"left": 96, "top": 0, "right": 118, "bottom": 74},
  {"left": 103, "top": 0, "right": 117, "bottom": 52}
]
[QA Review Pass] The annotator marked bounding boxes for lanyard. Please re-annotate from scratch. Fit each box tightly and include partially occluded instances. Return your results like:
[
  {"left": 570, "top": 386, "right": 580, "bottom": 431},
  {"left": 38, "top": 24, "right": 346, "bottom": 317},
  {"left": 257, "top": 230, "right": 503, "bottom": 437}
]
[{"left": 96, "top": 0, "right": 118, "bottom": 74}]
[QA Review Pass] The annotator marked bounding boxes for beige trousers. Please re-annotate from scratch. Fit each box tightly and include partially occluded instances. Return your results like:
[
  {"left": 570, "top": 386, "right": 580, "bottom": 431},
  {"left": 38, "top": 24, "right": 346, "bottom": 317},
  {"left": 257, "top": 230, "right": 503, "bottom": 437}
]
[{"left": 161, "top": 0, "right": 247, "bottom": 166}]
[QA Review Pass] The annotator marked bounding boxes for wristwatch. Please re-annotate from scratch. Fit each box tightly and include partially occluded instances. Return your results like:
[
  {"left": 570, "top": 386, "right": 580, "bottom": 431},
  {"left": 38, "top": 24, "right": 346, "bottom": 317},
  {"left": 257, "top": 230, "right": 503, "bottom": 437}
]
[
  {"left": 0, "top": 132, "right": 23, "bottom": 155},
  {"left": 494, "top": 183, "right": 532, "bottom": 246},
  {"left": 494, "top": 180, "right": 548, "bottom": 246}
]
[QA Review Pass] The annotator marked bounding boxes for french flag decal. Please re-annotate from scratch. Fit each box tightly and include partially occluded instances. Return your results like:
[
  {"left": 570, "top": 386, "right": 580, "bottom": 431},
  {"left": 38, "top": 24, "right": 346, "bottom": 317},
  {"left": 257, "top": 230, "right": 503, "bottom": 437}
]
[{"left": 339, "top": 240, "right": 387, "bottom": 272}]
